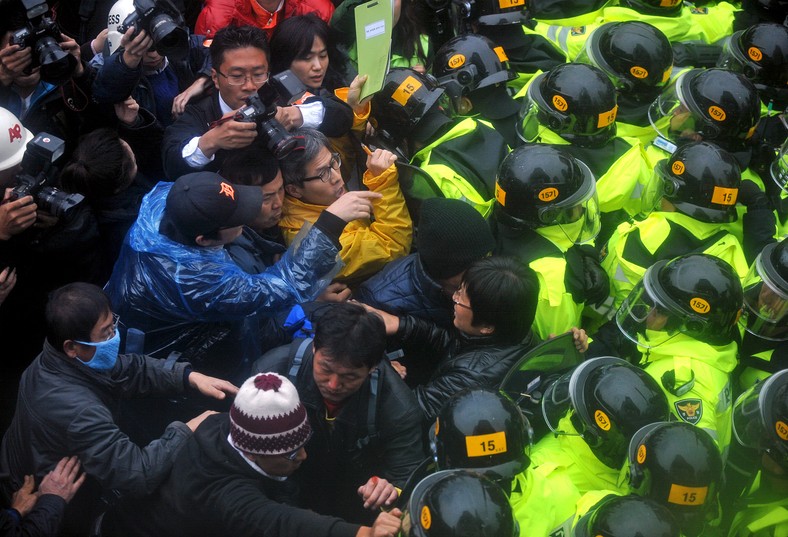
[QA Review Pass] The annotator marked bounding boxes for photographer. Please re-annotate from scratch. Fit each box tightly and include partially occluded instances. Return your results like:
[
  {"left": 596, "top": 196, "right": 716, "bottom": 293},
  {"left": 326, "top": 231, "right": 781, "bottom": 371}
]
[
  {"left": 0, "top": 2, "right": 103, "bottom": 160},
  {"left": 161, "top": 24, "right": 352, "bottom": 180},
  {"left": 92, "top": 0, "right": 213, "bottom": 128}
]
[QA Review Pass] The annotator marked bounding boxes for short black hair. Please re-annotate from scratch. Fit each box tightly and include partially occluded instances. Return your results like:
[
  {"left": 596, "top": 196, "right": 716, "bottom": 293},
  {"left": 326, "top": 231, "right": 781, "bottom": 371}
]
[
  {"left": 463, "top": 257, "right": 538, "bottom": 344},
  {"left": 270, "top": 14, "right": 331, "bottom": 75},
  {"left": 313, "top": 303, "right": 386, "bottom": 369},
  {"left": 60, "top": 129, "right": 135, "bottom": 198},
  {"left": 210, "top": 25, "right": 270, "bottom": 71},
  {"left": 280, "top": 128, "right": 329, "bottom": 187},
  {"left": 45, "top": 283, "right": 112, "bottom": 351},
  {"left": 220, "top": 142, "right": 280, "bottom": 186}
]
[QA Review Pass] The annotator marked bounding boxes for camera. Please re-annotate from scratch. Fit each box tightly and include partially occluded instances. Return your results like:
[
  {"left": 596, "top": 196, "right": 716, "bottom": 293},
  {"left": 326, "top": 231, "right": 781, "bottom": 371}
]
[
  {"left": 10, "top": 0, "right": 77, "bottom": 86},
  {"left": 10, "top": 133, "right": 84, "bottom": 218},
  {"left": 234, "top": 70, "right": 308, "bottom": 159},
  {"left": 117, "top": 0, "right": 189, "bottom": 61}
]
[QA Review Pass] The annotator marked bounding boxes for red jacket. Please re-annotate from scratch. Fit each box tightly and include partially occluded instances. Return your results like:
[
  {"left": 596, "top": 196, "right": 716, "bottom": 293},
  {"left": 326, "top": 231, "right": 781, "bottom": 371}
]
[{"left": 194, "top": 0, "right": 335, "bottom": 39}]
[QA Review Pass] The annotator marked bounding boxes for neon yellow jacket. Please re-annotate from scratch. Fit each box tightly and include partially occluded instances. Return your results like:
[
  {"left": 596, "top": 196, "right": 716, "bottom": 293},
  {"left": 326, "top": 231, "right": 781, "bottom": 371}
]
[
  {"left": 510, "top": 462, "right": 582, "bottom": 537},
  {"left": 601, "top": 3, "right": 738, "bottom": 44},
  {"left": 602, "top": 211, "right": 749, "bottom": 309},
  {"left": 280, "top": 164, "right": 412, "bottom": 282},
  {"left": 530, "top": 415, "right": 628, "bottom": 496},
  {"left": 729, "top": 474, "right": 788, "bottom": 537},
  {"left": 635, "top": 332, "right": 737, "bottom": 454}
]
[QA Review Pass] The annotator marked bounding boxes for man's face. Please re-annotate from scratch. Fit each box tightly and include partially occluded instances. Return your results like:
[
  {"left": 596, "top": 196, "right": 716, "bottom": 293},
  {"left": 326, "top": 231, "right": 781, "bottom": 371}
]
[
  {"left": 72, "top": 309, "right": 116, "bottom": 361},
  {"left": 142, "top": 49, "right": 165, "bottom": 70},
  {"left": 253, "top": 447, "right": 307, "bottom": 477},
  {"left": 0, "top": 31, "right": 40, "bottom": 89},
  {"left": 211, "top": 46, "right": 269, "bottom": 110},
  {"left": 312, "top": 348, "right": 371, "bottom": 404},
  {"left": 286, "top": 147, "right": 346, "bottom": 206},
  {"left": 251, "top": 172, "right": 284, "bottom": 231}
]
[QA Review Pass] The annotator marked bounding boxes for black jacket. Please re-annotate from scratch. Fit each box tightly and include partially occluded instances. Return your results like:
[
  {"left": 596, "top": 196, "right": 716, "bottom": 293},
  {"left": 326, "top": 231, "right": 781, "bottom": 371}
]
[
  {"left": 106, "top": 413, "right": 360, "bottom": 537},
  {"left": 397, "top": 316, "right": 537, "bottom": 423},
  {"left": 162, "top": 91, "right": 354, "bottom": 180},
  {"left": 253, "top": 339, "right": 425, "bottom": 524},
  {"left": 0, "top": 495, "right": 65, "bottom": 537}
]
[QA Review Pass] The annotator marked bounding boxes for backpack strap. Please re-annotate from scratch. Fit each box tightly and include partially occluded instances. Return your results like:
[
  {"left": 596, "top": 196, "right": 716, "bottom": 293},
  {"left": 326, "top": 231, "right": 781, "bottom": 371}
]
[{"left": 288, "top": 338, "right": 314, "bottom": 382}]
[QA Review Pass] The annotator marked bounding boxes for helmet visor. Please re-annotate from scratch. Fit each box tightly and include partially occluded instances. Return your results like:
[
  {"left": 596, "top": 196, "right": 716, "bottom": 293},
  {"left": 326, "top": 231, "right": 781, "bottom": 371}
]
[
  {"left": 716, "top": 32, "right": 762, "bottom": 81},
  {"left": 648, "top": 75, "right": 701, "bottom": 144},
  {"left": 731, "top": 376, "right": 788, "bottom": 470},
  {"left": 732, "top": 381, "right": 770, "bottom": 451},
  {"left": 640, "top": 161, "right": 669, "bottom": 216},
  {"left": 771, "top": 138, "right": 788, "bottom": 195},
  {"left": 551, "top": 160, "right": 602, "bottom": 245},
  {"left": 518, "top": 92, "right": 544, "bottom": 144},
  {"left": 541, "top": 370, "right": 581, "bottom": 435},
  {"left": 741, "top": 251, "right": 788, "bottom": 341},
  {"left": 615, "top": 273, "right": 678, "bottom": 348}
]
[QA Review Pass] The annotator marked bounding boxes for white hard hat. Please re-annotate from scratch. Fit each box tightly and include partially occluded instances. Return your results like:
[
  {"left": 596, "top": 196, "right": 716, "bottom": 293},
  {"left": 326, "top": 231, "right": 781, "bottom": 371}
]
[
  {"left": 107, "top": 0, "right": 136, "bottom": 58},
  {"left": 0, "top": 107, "right": 33, "bottom": 172}
]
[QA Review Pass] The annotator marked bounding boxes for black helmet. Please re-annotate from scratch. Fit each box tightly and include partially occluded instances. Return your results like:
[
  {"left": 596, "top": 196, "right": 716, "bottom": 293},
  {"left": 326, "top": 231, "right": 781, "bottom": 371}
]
[
  {"left": 526, "top": 0, "right": 609, "bottom": 19},
  {"left": 717, "top": 23, "right": 788, "bottom": 88},
  {"left": 573, "top": 495, "right": 681, "bottom": 537},
  {"left": 733, "top": 370, "right": 788, "bottom": 472},
  {"left": 616, "top": 254, "right": 744, "bottom": 347},
  {"left": 641, "top": 141, "right": 741, "bottom": 222},
  {"left": 493, "top": 145, "right": 601, "bottom": 244},
  {"left": 520, "top": 64, "right": 619, "bottom": 148},
  {"left": 742, "top": 239, "right": 788, "bottom": 341},
  {"left": 576, "top": 22, "right": 673, "bottom": 98},
  {"left": 454, "top": 0, "right": 528, "bottom": 27},
  {"left": 627, "top": 422, "right": 723, "bottom": 537},
  {"left": 433, "top": 34, "right": 516, "bottom": 103},
  {"left": 649, "top": 69, "right": 761, "bottom": 147},
  {"left": 406, "top": 470, "right": 518, "bottom": 537},
  {"left": 370, "top": 68, "right": 447, "bottom": 144},
  {"left": 618, "top": 0, "right": 682, "bottom": 17},
  {"left": 434, "top": 388, "right": 533, "bottom": 483},
  {"left": 542, "top": 356, "right": 670, "bottom": 469}
]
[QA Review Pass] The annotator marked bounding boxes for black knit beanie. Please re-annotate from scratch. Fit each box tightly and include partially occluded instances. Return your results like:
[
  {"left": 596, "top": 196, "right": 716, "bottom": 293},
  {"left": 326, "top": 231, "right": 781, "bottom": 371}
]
[{"left": 417, "top": 198, "right": 495, "bottom": 280}]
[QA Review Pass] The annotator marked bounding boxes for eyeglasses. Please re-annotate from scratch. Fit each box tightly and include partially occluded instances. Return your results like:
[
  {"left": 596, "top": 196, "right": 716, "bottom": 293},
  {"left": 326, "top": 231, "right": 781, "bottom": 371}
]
[
  {"left": 452, "top": 289, "right": 472, "bottom": 310},
  {"left": 281, "top": 431, "right": 312, "bottom": 460},
  {"left": 216, "top": 69, "right": 269, "bottom": 86},
  {"left": 303, "top": 153, "right": 341, "bottom": 183},
  {"left": 75, "top": 313, "right": 120, "bottom": 345}
]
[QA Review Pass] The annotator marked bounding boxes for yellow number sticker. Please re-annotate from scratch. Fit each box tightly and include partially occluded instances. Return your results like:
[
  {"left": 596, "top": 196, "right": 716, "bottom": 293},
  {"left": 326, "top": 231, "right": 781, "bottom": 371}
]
[
  {"left": 690, "top": 297, "right": 711, "bottom": 314},
  {"left": 499, "top": 0, "right": 525, "bottom": 8},
  {"left": 708, "top": 105, "right": 727, "bottom": 122},
  {"left": 597, "top": 105, "right": 618, "bottom": 128},
  {"left": 630, "top": 66, "right": 649, "bottom": 79},
  {"left": 671, "top": 161, "right": 685, "bottom": 175},
  {"left": 637, "top": 444, "right": 647, "bottom": 464},
  {"left": 495, "top": 183, "right": 507, "bottom": 206},
  {"left": 552, "top": 95, "right": 568, "bottom": 111},
  {"left": 465, "top": 431, "right": 508, "bottom": 458},
  {"left": 667, "top": 484, "right": 708, "bottom": 506},
  {"left": 538, "top": 187, "right": 558, "bottom": 202},
  {"left": 421, "top": 506, "right": 432, "bottom": 529},
  {"left": 448, "top": 54, "right": 466, "bottom": 69},
  {"left": 392, "top": 76, "right": 423, "bottom": 106},
  {"left": 748, "top": 47, "right": 763, "bottom": 62},
  {"left": 493, "top": 46, "right": 509, "bottom": 63},
  {"left": 776, "top": 420, "right": 788, "bottom": 441},
  {"left": 595, "top": 410, "right": 611, "bottom": 431},
  {"left": 711, "top": 186, "right": 738, "bottom": 206}
]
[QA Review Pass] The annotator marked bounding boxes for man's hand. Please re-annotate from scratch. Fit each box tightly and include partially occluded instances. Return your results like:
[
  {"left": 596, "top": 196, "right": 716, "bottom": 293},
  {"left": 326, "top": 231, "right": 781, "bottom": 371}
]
[
  {"left": 58, "top": 36, "right": 83, "bottom": 78},
  {"left": 571, "top": 327, "right": 588, "bottom": 352},
  {"left": 274, "top": 105, "right": 304, "bottom": 131},
  {"left": 356, "top": 508, "right": 403, "bottom": 537},
  {"left": 11, "top": 475, "right": 38, "bottom": 517},
  {"left": 357, "top": 476, "right": 398, "bottom": 510},
  {"left": 199, "top": 111, "right": 258, "bottom": 156},
  {"left": 0, "top": 266, "right": 17, "bottom": 305},
  {"left": 185, "top": 410, "right": 218, "bottom": 432},
  {"left": 355, "top": 301, "right": 400, "bottom": 335},
  {"left": 316, "top": 282, "right": 352, "bottom": 303},
  {"left": 121, "top": 28, "right": 152, "bottom": 69},
  {"left": 0, "top": 190, "right": 37, "bottom": 240},
  {"left": 325, "top": 191, "right": 382, "bottom": 222},
  {"left": 390, "top": 360, "right": 406, "bottom": 380},
  {"left": 0, "top": 43, "right": 32, "bottom": 85},
  {"left": 114, "top": 96, "right": 140, "bottom": 126},
  {"left": 366, "top": 149, "right": 398, "bottom": 177},
  {"left": 172, "top": 76, "right": 209, "bottom": 118},
  {"left": 189, "top": 372, "right": 239, "bottom": 400},
  {"left": 91, "top": 29, "right": 109, "bottom": 56},
  {"left": 38, "top": 456, "right": 85, "bottom": 503}
]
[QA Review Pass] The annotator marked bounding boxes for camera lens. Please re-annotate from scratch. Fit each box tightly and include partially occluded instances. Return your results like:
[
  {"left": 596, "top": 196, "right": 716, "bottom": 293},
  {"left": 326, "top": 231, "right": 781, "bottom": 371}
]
[
  {"left": 35, "top": 36, "right": 76, "bottom": 86},
  {"left": 149, "top": 13, "right": 189, "bottom": 60},
  {"left": 36, "top": 187, "right": 84, "bottom": 217},
  {"left": 259, "top": 119, "right": 298, "bottom": 159}
]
